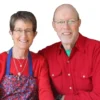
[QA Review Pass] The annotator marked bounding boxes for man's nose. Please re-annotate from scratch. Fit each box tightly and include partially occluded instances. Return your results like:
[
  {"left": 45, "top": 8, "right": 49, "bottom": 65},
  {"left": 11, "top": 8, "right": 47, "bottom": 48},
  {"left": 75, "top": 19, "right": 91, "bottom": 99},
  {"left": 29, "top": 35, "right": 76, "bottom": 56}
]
[{"left": 62, "top": 21, "right": 70, "bottom": 29}]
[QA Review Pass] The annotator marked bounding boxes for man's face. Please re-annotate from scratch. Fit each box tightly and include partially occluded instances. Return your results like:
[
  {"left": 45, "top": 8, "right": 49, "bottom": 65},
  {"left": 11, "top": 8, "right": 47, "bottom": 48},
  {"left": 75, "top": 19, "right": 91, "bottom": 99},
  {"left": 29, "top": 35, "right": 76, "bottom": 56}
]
[{"left": 52, "top": 7, "right": 81, "bottom": 46}]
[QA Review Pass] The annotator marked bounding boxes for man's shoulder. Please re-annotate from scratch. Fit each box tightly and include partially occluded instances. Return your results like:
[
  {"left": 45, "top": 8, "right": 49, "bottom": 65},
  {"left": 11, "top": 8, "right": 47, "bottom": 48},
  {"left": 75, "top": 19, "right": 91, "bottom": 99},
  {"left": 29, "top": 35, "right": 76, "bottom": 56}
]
[
  {"left": 85, "top": 36, "right": 100, "bottom": 46},
  {"left": 82, "top": 36, "right": 100, "bottom": 53},
  {"left": 30, "top": 51, "right": 45, "bottom": 61},
  {"left": 79, "top": 34, "right": 100, "bottom": 45},
  {"left": 38, "top": 42, "right": 61, "bottom": 54}
]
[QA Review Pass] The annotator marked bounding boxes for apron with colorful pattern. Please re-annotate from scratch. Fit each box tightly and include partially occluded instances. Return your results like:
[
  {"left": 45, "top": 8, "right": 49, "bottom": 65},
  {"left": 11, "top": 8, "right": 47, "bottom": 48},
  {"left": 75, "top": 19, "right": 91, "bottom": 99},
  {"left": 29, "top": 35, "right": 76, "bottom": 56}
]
[{"left": 0, "top": 48, "right": 38, "bottom": 100}]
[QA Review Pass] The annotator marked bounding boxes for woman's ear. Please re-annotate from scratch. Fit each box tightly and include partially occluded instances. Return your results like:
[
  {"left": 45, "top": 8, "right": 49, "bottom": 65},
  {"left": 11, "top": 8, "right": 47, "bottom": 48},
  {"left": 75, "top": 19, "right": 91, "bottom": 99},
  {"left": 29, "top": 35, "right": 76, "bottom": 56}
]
[
  {"left": 34, "top": 31, "right": 37, "bottom": 37},
  {"left": 9, "top": 30, "right": 14, "bottom": 40},
  {"left": 9, "top": 30, "right": 13, "bottom": 35}
]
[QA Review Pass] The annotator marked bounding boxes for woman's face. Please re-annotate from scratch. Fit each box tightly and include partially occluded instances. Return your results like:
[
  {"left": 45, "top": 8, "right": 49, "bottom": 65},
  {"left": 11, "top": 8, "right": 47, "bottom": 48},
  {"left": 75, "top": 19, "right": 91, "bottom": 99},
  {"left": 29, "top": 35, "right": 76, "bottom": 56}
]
[{"left": 10, "top": 19, "right": 36, "bottom": 50}]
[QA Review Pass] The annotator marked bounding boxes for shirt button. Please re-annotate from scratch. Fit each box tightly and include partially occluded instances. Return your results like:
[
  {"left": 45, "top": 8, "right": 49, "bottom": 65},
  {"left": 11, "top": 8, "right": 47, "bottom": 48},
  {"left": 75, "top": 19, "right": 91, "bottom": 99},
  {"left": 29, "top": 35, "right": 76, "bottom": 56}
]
[
  {"left": 83, "top": 75, "right": 86, "bottom": 78},
  {"left": 68, "top": 73, "right": 71, "bottom": 76},
  {"left": 52, "top": 74, "right": 54, "bottom": 77},
  {"left": 69, "top": 86, "right": 72, "bottom": 90},
  {"left": 67, "top": 60, "right": 70, "bottom": 63}
]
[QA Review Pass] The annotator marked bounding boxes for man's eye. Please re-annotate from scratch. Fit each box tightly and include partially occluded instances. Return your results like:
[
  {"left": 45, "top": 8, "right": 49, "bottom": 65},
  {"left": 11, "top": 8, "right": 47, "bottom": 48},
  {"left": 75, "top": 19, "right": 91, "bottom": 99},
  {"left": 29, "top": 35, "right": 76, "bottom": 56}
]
[
  {"left": 69, "top": 20, "right": 76, "bottom": 23},
  {"left": 58, "top": 21, "right": 64, "bottom": 24}
]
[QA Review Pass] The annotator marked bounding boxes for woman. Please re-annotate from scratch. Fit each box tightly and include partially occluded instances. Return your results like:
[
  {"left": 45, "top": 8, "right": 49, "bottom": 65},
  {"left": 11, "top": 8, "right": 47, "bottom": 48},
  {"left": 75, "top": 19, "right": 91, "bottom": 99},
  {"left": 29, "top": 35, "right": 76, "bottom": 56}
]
[{"left": 0, "top": 11, "right": 54, "bottom": 100}]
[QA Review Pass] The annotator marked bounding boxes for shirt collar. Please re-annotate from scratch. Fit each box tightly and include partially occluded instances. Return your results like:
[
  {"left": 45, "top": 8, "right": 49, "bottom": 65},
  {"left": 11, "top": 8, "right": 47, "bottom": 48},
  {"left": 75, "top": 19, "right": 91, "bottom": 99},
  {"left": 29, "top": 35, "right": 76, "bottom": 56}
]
[
  {"left": 75, "top": 33, "right": 86, "bottom": 53},
  {"left": 58, "top": 33, "right": 86, "bottom": 53}
]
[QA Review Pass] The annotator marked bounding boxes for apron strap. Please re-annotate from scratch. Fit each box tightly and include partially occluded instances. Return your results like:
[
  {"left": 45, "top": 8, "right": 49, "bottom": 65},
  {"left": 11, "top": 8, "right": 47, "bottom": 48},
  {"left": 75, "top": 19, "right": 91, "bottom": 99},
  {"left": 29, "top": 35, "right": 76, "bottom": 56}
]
[
  {"left": 6, "top": 48, "right": 12, "bottom": 75},
  {"left": 6, "top": 48, "right": 33, "bottom": 76},
  {"left": 28, "top": 51, "right": 33, "bottom": 76}
]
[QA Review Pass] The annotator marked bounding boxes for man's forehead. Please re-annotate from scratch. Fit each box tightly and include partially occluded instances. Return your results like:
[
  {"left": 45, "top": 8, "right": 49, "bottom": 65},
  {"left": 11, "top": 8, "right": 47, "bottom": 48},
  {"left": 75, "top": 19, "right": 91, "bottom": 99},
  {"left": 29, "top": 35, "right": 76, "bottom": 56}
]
[
  {"left": 54, "top": 4, "right": 79, "bottom": 20},
  {"left": 56, "top": 5, "right": 77, "bottom": 14}
]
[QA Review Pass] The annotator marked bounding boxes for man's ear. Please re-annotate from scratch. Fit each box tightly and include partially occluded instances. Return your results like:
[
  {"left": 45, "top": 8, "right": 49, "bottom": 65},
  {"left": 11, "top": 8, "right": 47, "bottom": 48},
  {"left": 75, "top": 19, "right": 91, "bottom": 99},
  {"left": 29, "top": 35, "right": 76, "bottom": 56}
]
[
  {"left": 52, "top": 21, "right": 56, "bottom": 31},
  {"left": 78, "top": 19, "right": 81, "bottom": 27},
  {"left": 52, "top": 21, "right": 55, "bottom": 28}
]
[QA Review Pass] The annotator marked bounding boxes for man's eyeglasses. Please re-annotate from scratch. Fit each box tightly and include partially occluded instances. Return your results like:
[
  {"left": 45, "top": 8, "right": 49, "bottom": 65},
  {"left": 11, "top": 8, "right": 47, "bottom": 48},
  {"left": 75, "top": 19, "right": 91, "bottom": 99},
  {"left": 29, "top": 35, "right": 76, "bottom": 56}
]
[
  {"left": 54, "top": 19, "right": 79, "bottom": 26},
  {"left": 13, "top": 29, "right": 33, "bottom": 35}
]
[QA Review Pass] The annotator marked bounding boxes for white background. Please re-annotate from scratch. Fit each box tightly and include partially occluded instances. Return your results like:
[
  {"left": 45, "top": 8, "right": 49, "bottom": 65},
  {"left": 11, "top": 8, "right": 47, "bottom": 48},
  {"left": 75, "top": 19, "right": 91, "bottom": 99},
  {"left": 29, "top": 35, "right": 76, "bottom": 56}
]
[{"left": 0, "top": 0, "right": 100, "bottom": 53}]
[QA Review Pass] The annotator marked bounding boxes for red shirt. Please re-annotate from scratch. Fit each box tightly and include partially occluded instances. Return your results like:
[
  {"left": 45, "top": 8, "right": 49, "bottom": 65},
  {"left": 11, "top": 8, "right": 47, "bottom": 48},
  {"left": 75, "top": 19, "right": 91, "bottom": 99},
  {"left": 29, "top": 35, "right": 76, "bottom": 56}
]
[
  {"left": 39, "top": 34, "right": 100, "bottom": 100},
  {"left": 0, "top": 51, "right": 54, "bottom": 100}
]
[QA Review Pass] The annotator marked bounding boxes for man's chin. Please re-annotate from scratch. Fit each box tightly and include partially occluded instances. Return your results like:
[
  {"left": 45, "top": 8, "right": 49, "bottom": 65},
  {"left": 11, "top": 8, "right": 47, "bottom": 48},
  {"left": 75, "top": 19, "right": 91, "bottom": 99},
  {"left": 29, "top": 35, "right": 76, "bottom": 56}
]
[{"left": 61, "top": 40, "right": 72, "bottom": 45}]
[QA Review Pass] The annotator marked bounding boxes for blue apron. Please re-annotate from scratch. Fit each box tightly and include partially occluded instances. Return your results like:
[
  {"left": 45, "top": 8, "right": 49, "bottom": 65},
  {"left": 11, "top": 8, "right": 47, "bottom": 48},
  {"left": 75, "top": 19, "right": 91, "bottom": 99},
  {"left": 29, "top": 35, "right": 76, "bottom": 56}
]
[{"left": 0, "top": 48, "right": 38, "bottom": 100}]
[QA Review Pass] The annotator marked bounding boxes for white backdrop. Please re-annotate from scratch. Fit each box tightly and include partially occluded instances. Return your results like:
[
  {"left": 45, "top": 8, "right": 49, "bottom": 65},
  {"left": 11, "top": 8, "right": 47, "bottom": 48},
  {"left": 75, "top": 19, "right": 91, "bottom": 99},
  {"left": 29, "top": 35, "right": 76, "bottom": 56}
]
[{"left": 0, "top": 0, "right": 100, "bottom": 53}]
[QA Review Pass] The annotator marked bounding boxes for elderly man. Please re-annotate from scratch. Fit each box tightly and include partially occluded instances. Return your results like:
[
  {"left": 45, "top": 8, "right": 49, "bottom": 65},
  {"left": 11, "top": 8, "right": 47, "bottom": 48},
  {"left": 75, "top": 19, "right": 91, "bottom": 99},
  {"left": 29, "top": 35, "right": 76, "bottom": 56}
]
[{"left": 39, "top": 4, "right": 100, "bottom": 100}]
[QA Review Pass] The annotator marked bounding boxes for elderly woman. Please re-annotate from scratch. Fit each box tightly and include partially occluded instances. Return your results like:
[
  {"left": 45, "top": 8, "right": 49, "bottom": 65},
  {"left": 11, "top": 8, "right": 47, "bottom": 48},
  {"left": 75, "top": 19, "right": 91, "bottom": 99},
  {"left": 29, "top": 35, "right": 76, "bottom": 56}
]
[{"left": 0, "top": 11, "right": 54, "bottom": 100}]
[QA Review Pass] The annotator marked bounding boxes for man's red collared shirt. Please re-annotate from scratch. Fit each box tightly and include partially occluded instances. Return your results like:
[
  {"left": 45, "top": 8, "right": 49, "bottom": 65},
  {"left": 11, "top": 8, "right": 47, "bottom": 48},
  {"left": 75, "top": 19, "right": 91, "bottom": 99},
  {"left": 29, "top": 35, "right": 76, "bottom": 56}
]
[{"left": 39, "top": 34, "right": 100, "bottom": 100}]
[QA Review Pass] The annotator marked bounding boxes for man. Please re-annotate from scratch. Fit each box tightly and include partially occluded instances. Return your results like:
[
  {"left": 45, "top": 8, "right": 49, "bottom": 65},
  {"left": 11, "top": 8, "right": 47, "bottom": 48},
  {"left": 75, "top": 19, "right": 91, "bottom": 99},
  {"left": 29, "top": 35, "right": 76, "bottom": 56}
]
[{"left": 39, "top": 4, "right": 100, "bottom": 100}]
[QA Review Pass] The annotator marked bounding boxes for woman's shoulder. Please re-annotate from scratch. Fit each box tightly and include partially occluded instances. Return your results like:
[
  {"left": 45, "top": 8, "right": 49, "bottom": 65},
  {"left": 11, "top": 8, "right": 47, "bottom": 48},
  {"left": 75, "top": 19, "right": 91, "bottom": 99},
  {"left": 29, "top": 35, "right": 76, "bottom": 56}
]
[
  {"left": 0, "top": 51, "right": 8, "bottom": 61},
  {"left": 0, "top": 52, "right": 7, "bottom": 81}
]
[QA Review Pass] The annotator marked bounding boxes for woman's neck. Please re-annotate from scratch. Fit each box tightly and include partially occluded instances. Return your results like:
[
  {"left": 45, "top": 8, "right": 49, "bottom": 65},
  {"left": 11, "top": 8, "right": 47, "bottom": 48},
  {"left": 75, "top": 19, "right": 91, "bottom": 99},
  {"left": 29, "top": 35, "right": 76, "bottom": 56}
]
[{"left": 12, "top": 47, "right": 28, "bottom": 59}]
